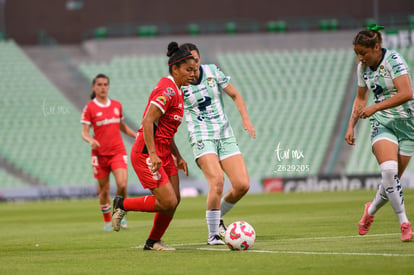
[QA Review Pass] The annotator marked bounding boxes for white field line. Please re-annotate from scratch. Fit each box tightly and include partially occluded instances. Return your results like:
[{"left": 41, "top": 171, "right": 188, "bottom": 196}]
[{"left": 130, "top": 233, "right": 414, "bottom": 257}]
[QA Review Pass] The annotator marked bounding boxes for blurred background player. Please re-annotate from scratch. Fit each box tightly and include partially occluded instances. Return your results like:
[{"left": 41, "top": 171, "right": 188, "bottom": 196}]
[
  {"left": 111, "top": 42, "right": 196, "bottom": 250},
  {"left": 181, "top": 43, "right": 256, "bottom": 245},
  {"left": 345, "top": 25, "right": 414, "bottom": 242},
  {"left": 81, "top": 74, "right": 136, "bottom": 231}
]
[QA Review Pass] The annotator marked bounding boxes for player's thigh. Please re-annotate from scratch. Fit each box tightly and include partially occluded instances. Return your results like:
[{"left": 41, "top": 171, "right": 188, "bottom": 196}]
[
  {"left": 220, "top": 154, "right": 249, "bottom": 186},
  {"left": 197, "top": 153, "right": 224, "bottom": 185},
  {"left": 372, "top": 139, "right": 399, "bottom": 164}
]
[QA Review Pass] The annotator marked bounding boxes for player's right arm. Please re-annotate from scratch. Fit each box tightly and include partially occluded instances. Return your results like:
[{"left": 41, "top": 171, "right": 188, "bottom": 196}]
[
  {"left": 141, "top": 104, "right": 163, "bottom": 173},
  {"left": 81, "top": 123, "right": 100, "bottom": 150},
  {"left": 345, "top": 86, "right": 369, "bottom": 145}
]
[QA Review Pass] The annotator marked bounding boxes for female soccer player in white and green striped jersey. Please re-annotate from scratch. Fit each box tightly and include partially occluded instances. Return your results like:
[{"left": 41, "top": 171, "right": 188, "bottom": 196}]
[
  {"left": 345, "top": 25, "right": 413, "bottom": 242},
  {"left": 181, "top": 43, "right": 256, "bottom": 245}
]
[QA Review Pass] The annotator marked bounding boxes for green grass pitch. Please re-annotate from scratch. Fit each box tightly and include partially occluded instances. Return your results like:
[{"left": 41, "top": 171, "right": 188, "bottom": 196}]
[{"left": 1, "top": 190, "right": 413, "bottom": 274}]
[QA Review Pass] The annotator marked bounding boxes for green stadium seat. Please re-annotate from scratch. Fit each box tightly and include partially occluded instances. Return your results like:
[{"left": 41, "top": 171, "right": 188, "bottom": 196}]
[
  {"left": 266, "top": 21, "right": 287, "bottom": 33},
  {"left": 188, "top": 23, "right": 200, "bottom": 35},
  {"left": 225, "top": 22, "right": 237, "bottom": 34},
  {"left": 93, "top": 27, "right": 108, "bottom": 39}
]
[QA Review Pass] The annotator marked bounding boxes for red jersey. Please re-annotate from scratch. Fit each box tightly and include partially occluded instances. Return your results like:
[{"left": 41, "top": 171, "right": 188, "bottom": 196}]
[
  {"left": 81, "top": 99, "right": 126, "bottom": 156},
  {"left": 135, "top": 76, "right": 184, "bottom": 156}
]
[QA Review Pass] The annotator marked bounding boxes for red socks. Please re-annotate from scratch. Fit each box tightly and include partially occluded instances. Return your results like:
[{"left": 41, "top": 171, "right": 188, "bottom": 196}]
[
  {"left": 123, "top": 196, "right": 156, "bottom": 212},
  {"left": 121, "top": 196, "right": 173, "bottom": 241},
  {"left": 148, "top": 212, "right": 173, "bottom": 241},
  {"left": 99, "top": 204, "right": 111, "bottom": 222}
]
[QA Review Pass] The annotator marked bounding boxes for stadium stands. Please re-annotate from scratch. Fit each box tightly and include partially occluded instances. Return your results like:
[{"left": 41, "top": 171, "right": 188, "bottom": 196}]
[
  {"left": 2, "top": 34, "right": 414, "bottom": 193},
  {"left": 0, "top": 168, "right": 27, "bottom": 188},
  {"left": 0, "top": 40, "right": 97, "bottom": 186}
]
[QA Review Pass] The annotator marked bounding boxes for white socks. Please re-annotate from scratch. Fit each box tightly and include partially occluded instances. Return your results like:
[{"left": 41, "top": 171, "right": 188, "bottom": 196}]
[
  {"left": 369, "top": 160, "right": 408, "bottom": 224},
  {"left": 220, "top": 198, "right": 235, "bottom": 218},
  {"left": 207, "top": 199, "right": 236, "bottom": 236},
  {"left": 206, "top": 210, "right": 221, "bottom": 236}
]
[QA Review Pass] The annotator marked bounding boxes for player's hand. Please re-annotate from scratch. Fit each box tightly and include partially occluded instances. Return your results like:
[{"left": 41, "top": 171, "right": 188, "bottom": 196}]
[
  {"left": 358, "top": 105, "right": 377, "bottom": 119},
  {"left": 243, "top": 120, "right": 256, "bottom": 139},
  {"left": 176, "top": 158, "right": 188, "bottom": 176},
  {"left": 89, "top": 139, "right": 100, "bottom": 150},
  {"left": 148, "top": 153, "right": 162, "bottom": 173},
  {"left": 344, "top": 127, "right": 355, "bottom": 145}
]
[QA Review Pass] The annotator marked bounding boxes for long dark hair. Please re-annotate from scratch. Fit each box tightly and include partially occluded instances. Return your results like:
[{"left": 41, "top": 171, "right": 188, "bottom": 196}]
[
  {"left": 90, "top": 73, "right": 110, "bottom": 99},
  {"left": 167, "top": 42, "right": 194, "bottom": 74}
]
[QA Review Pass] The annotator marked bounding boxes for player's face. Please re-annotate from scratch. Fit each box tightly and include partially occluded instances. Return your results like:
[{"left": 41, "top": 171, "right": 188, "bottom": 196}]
[
  {"left": 354, "top": 43, "right": 382, "bottom": 67},
  {"left": 190, "top": 50, "right": 201, "bottom": 81},
  {"left": 173, "top": 59, "right": 197, "bottom": 86},
  {"left": 92, "top": 78, "right": 109, "bottom": 99}
]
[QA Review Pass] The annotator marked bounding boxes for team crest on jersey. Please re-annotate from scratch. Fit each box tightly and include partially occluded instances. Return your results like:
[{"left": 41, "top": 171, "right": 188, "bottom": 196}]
[
  {"left": 156, "top": 95, "right": 167, "bottom": 105},
  {"left": 206, "top": 78, "right": 216, "bottom": 88},
  {"left": 97, "top": 112, "right": 102, "bottom": 117},
  {"left": 164, "top": 87, "right": 175, "bottom": 98},
  {"left": 197, "top": 140, "right": 204, "bottom": 150},
  {"left": 114, "top": 108, "right": 120, "bottom": 116},
  {"left": 378, "top": 65, "right": 389, "bottom": 77}
]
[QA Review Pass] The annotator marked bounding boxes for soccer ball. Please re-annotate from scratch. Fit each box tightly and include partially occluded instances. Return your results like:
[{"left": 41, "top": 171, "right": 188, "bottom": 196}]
[{"left": 224, "top": 221, "right": 256, "bottom": 250}]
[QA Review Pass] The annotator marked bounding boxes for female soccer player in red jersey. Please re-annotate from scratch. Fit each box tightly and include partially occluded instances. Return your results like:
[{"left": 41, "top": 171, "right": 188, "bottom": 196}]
[
  {"left": 112, "top": 42, "right": 196, "bottom": 250},
  {"left": 81, "top": 74, "right": 136, "bottom": 231}
]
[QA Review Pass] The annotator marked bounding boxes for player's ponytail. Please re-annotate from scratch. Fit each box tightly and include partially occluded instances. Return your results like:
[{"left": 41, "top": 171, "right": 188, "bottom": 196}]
[{"left": 167, "top": 41, "right": 194, "bottom": 74}]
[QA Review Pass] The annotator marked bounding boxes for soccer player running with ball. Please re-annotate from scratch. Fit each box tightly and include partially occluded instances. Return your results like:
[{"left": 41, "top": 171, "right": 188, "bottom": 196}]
[
  {"left": 181, "top": 43, "right": 256, "bottom": 245},
  {"left": 81, "top": 74, "right": 137, "bottom": 231},
  {"left": 345, "top": 24, "right": 413, "bottom": 241},
  {"left": 111, "top": 42, "right": 196, "bottom": 250}
]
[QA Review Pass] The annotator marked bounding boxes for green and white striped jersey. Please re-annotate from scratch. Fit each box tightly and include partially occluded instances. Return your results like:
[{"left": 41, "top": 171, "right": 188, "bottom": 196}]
[
  {"left": 357, "top": 48, "right": 414, "bottom": 120},
  {"left": 182, "top": 64, "right": 234, "bottom": 143}
]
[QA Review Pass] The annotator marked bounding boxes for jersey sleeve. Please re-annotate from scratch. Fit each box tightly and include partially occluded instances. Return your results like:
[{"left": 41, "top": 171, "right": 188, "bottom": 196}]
[
  {"left": 356, "top": 63, "right": 366, "bottom": 87},
  {"left": 388, "top": 51, "right": 409, "bottom": 79},
  {"left": 80, "top": 104, "right": 92, "bottom": 125},
  {"left": 150, "top": 85, "right": 175, "bottom": 114},
  {"left": 212, "top": 64, "right": 231, "bottom": 89}
]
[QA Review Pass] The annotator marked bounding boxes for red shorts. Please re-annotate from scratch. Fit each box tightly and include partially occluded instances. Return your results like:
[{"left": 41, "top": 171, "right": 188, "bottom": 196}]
[
  {"left": 91, "top": 154, "right": 127, "bottom": 179},
  {"left": 131, "top": 140, "right": 177, "bottom": 189}
]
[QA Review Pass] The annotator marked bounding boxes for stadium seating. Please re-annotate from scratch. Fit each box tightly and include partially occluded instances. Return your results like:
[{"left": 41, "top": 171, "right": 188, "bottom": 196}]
[
  {"left": 0, "top": 40, "right": 99, "bottom": 186},
  {"left": 0, "top": 168, "right": 27, "bottom": 188}
]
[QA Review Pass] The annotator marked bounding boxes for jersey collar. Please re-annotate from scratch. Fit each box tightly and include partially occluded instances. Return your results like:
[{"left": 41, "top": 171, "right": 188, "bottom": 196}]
[
  {"left": 191, "top": 65, "right": 203, "bottom": 85},
  {"left": 167, "top": 75, "right": 181, "bottom": 95},
  {"left": 370, "top": 48, "right": 387, "bottom": 71},
  {"left": 93, "top": 98, "right": 111, "bottom": 107}
]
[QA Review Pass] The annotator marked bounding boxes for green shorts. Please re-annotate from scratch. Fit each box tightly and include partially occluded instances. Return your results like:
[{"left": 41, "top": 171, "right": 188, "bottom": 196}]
[
  {"left": 370, "top": 116, "right": 414, "bottom": 156},
  {"left": 191, "top": 137, "right": 241, "bottom": 161}
]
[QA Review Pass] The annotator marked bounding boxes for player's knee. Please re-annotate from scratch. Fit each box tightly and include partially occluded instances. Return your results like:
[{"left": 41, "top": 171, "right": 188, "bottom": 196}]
[
  {"left": 380, "top": 160, "right": 399, "bottom": 190},
  {"left": 159, "top": 196, "right": 178, "bottom": 212}
]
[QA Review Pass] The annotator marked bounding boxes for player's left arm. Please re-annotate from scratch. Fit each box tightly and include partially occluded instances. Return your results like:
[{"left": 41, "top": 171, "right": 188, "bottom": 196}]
[
  {"left": 223, "top": 83, "right": 256, "bottom": 138},
  {"left": 359, "top": 74, "right": 413, "bottom": 118},
  {"left": 170, "top": 137, "right": 188, "bottom": 176},
  {"left": 120, "top": 120, "right": 137, "bottom": 138}
]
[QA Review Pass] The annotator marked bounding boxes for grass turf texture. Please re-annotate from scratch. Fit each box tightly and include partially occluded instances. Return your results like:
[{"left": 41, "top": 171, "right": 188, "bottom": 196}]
[{"left": 1, "top": 190, "right": 413, "bottom": 274}]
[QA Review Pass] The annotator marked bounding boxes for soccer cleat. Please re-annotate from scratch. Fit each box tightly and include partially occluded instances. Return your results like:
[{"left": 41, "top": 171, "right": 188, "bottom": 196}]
[
  {"left": 121, "top": 217, "right": 128, "bottom": 229},
  {"left": 219, "top": 219, "right": 227, "bottom": 238},
  {"left": 358, "top": 202, "right": 375, "bottom": 235},
  {"left": 401, "top": 222, "right": 413, "bottom": 242},
  {"left": 103, "top": 222, "right": 112, "bottom": 231},
  {"left": 207, "top": 234, "right": 225, "bottom": 245},
  {"left": 112, "top": 196, "right": 126, "bottom": 232},
  {"left": 143, "top": 241, "right": 176, "bottom": 251}
]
